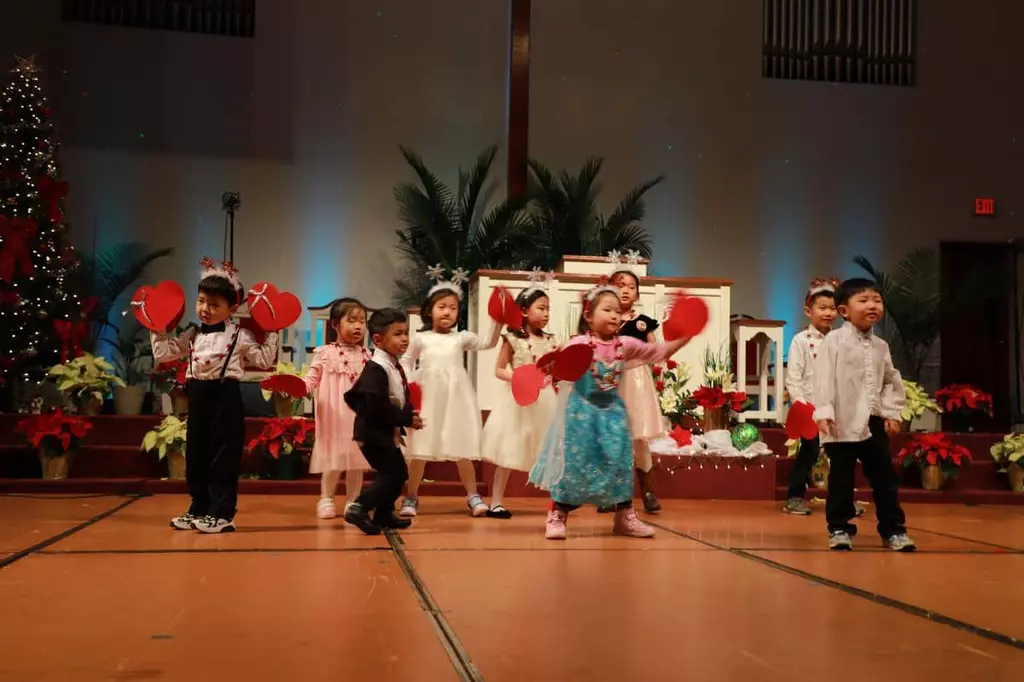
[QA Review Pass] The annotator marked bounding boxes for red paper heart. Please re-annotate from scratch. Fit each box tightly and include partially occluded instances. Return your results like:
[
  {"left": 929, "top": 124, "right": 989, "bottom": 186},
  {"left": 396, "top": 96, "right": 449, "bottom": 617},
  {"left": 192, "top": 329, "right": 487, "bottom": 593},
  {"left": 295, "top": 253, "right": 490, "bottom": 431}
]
[
  {"left": 503, "top": 295, "right": 523, "bottom": 329},
  {"left": 488, "top": 287, "right": 511, "bottom": 324},
  {"left": 408, "top": 382, "right": 423, "bottom": 411},
  {"left": 536, "top": 351, "right": 558, "bottom": 374},
  {"left": 511, "top": 364, "right": 545, "bottom": 406},
  {"left": 131, "top": 280, "right": 185, "bottom": 332},
  {"left": 260, "top": 374, "right": 307, "bottom": 398},
  {"left": 663, "top": 293, "right": 709, "bottom": 341},
  {"left": 785, "top": 401, "right": 818, "bottom": 440},
  {"left": 247, "top": 281, "right": 302, "bottom": 331},
  {"left": 553, "top": 344, "right": 594, "bottom": 382}
]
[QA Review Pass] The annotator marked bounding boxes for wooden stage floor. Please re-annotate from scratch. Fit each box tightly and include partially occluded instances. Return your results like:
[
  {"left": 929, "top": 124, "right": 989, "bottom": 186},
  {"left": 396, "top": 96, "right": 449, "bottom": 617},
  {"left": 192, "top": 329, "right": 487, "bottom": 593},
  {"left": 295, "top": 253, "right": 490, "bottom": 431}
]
[{"left": 1, "top": 494, "right": 1022, "bottom": 681}]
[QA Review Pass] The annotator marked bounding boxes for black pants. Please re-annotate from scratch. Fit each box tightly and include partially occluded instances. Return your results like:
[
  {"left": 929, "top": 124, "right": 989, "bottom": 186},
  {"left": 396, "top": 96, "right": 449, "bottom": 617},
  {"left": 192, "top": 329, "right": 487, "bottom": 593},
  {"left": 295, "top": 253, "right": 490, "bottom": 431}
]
[
  {"left": 825, "top": 416, "right": 907, "bottom": 538},
  {"left": 787, "top": 435, "right": 820, "bottom": 499},
  {"left": 355, "top": 443, "right": 409, "bottom": 520},
  {"left": 185, "top": 379, "right": 244, "bottom": 520}
]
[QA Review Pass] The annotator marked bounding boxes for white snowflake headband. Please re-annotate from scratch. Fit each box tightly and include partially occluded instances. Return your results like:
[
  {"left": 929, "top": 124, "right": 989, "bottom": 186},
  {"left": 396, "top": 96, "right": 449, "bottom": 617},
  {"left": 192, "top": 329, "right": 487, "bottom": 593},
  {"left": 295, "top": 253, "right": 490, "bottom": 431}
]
[
  {"left": 807, "top": 277, "right": 840, "bottom": 300},
  {"left": 199, "top": 256, "right": 243, "bottom": 292},
  {"left": 426, "top": 263, "right": 468, "bottom": 300},
  {"left": 607, "top": 249, "right": 644, "bottom": 278},
  {"left": 520, "top": 267, "right": 555, "bottom": 299},
  {"left": 580, "top": 275, "right": 620, "bottom": 313}
]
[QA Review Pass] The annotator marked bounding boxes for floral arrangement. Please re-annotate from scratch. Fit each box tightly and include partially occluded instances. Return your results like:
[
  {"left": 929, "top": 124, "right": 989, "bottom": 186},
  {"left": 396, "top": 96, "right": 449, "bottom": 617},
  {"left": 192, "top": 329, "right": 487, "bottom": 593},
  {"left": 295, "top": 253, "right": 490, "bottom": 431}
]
[
  {"left": 151, "top": 357, "right": 187, "bottom": 393},
  {"left": 935, "top": 384, "right": 993, "bottom": 417},
  {"left": 47, "top": 353, "right": 124, "bottom": 407},
  {"left": 247, "top": 417, "right": 315, "bottom": 459},
  {"left": 260, "top": 361, "right": 309, "bottom": 401},
  {"left": 142, "top": 415, "right": 187, "bottom": 460},
  {"left": 15, "top": 409, "right": 93, "bottom": 457},
  {"left": 653, "top": 359, "right": 695, "bottom": 426},
  {"left": 990, "top": 433, "right": 1024, "bottom": 471},
  {"left": 901, "top": 380, "right": 942, "bottom": 422},
  {"left": 693, "top": 346, "right": 748, "bottom": 415},
  {"left": 897, "top": 432, "right": 973, "bottom": 480}
]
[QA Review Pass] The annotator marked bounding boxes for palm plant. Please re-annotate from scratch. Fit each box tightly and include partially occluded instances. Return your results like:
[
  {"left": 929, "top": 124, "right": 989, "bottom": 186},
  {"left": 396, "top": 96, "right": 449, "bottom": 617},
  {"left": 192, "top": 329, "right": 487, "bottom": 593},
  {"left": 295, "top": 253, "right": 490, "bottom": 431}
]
[
  {"left": 526, "top": 157, "right": 663, "bottom": 269},
  {"left": 392, "top": 145, "right": 533, "bottom": 308}
]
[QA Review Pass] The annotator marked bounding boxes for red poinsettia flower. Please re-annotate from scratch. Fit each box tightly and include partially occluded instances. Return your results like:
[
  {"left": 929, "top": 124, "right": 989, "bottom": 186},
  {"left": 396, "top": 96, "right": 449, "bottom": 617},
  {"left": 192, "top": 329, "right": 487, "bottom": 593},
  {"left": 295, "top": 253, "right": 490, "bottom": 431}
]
[
  {"left": 693, "top": 386, "right": 726, "bottom": 409},
  {"left": 15, "top": 409, "right": 92, "bottom": 452},
  {"left": 935, "top": 384, "right": 993, "bottom": 415},
  {"left": 248, "top": 417, "right": 316, "bottom": 459},
  {"left": 669, "top": 424, "right": 692, "bottom": 447},
  {"left": 728, "top": 391, "right": 748, "bottom": 412},
  {"left": 897, "top": 433, "right": 973, "bottom": 469}
]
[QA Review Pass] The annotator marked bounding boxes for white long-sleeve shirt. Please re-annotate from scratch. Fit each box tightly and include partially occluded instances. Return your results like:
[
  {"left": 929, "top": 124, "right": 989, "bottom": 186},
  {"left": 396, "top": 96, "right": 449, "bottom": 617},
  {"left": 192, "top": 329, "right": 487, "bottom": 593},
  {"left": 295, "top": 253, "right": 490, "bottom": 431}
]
[
  {"left": 151, "top": 322, "right": 279, "bottom": 381},
  {"left": 785, "top": 325, "right": 828, "bottom": 404},
  {"left": 811, "top": 321, "right": 905, "bottom": 443}
]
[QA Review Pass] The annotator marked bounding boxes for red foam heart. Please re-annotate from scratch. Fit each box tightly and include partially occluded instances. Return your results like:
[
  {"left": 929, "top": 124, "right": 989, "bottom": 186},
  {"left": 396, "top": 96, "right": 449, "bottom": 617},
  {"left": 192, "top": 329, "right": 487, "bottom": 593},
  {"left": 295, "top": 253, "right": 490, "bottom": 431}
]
[
  {"left": 536, "top": 351, "right": 558, "bottom": 374},
  {"left": 511, "top": 364, "right": 545, "bottom": 406},
  {"left": 663, "top": 293, "right": 709, "bottom": 341},
  {"left": 553, "top": 344, "right": 594, "bottom": 382},
  {"left": 503, "top": 295, "right": 523, "bottom": 329},
  {"left": 260, "top": 374, "right": 307, "bottom": 398},
  {"left": 247, "top": 281, "right": 302, "bottom": 331},
  {"left": 408, "top": 382, "right": 423, "bottom": 411},
  {"left": 131, "top": 280, "right": 186, "bottom": 332},
  {"left": 785, "top": 401, "right": 818, "bottom": 440},
  {"left": 487, "top": 287, "right": 511, "bottom": 324}
]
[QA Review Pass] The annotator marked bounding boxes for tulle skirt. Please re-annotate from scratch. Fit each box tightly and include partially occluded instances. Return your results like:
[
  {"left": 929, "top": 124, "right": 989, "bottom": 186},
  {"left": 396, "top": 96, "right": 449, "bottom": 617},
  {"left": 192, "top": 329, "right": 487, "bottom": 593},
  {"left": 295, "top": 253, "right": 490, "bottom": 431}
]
[
  {"left": 620, "top": 365, "right": 664, "bottom": 440},
  {"left": 481, "top": 384, "right": 557, "bottom": 471}
]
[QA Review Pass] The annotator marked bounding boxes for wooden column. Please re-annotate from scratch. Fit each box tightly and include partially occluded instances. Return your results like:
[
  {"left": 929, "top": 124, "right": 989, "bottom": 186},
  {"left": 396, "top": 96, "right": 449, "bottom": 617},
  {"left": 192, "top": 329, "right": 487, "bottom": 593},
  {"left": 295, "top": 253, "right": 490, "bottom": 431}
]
[{"left": 506, "top": 0, "right": 531, "bottom": 197}]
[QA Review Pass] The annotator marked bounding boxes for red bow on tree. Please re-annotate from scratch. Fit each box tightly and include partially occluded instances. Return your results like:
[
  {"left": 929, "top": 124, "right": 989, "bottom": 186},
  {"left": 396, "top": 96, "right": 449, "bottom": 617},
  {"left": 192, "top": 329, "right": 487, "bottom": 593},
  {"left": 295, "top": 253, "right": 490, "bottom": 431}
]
[
  {"left": 0, "top": 216, "right": 38, "bottom": 283},
  {"left": 51, "top": 297, "right": 98, "bottom": 363},
  {"left": 36, "top": 176, "right": 69, "bottom": 224}
]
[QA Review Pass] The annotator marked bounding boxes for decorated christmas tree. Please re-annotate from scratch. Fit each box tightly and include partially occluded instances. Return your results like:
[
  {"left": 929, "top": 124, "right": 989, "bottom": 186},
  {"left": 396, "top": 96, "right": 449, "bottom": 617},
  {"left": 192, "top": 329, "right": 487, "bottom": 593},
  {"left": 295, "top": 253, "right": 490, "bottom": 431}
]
[{"left": 0, "top": 55, "right": 85, "bottom": 395}]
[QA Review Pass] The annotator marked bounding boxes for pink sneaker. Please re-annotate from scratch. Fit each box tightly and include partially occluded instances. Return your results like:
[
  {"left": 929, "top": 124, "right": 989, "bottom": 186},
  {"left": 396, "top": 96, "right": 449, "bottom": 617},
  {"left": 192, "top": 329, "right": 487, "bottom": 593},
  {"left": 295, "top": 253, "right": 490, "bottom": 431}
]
[
  {"left": 545, "top": 509, "right": 568, "bottom": 540},
  {"left": 316, "top": 498, "right": 337, "bottom": 519},
  {"left": 613, "top": 508, "right": 655, "bottom": 538}
]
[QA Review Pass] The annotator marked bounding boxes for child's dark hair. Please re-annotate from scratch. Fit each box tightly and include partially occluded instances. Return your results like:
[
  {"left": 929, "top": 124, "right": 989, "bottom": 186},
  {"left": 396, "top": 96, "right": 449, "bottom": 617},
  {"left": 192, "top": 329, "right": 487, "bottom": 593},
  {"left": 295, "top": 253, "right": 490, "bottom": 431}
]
[
  {"left": 368, "top": 307, "right": 408, "bottom": 337},
  {"left": 576, "top": 290, "right": 620, "bottom": 335},
  {"left": 198, "top": 275, "right": 243, "bottom": 306},
  {"left": 419, "top": 288, "right": 461, "bottom": 332},
  {"left": 835, "top": 278, "right": 881, "bottom": 306},
  {"left": 609, "top": 269, "right": 640, "bottom": 291},
  {"left": 507, "top": 288, "right": 550, "bottom": 339},
  {"left": 325, "top": 297, "right": 367, "bottom": 343},
  {"left": 805, "top": 289, "right": 835, "bottom": 307}
]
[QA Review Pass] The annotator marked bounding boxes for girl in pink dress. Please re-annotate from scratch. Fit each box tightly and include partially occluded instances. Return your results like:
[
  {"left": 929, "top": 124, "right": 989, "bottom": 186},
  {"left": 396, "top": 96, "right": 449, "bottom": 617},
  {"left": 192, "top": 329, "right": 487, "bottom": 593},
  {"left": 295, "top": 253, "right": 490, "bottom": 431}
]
[{"left": 303, "top": 298, "right": 372, "bottom": 519}]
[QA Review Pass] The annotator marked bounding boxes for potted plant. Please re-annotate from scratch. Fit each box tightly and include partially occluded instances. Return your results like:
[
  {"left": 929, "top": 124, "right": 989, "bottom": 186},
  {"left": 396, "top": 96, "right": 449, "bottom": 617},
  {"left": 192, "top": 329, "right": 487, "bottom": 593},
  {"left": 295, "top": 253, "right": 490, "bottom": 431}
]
[
  {"left": 693, "top": 346, "right": 748, "bottom": 431},
  {"left": 247, "top": 417, "right": 315, "bottom": 480},
  {"left": 934, "top": 384, "right": 993, "bottom": 433},
  {"left": 990, "top": 433, "right": 1024, "bottom": 492},
  {"left": 901, "top": 380, "right": 942, "bottom": 432},
  {"left": 260, "top": 361, "right": 309, "bottom": 417},
  {"left": 142, "top": 415, "right": 187, "bottom": 480},
  {"left": 652, "top": 359, "right": 696, "bottom": 429},
  {"left": 110, "top": 324, "right": 154, "bottom": 415},
  {"left": 15, "top": 409, "right": 93, "bottom": 480},
  {"left": 47, "top": 353, "right": 124, "bottom": 415},
  {"left": 897, "top": 432, "right": 973, "bottom": 491},
  {"left": 152, "top": 357, "right": 188, "bottom": 415}
]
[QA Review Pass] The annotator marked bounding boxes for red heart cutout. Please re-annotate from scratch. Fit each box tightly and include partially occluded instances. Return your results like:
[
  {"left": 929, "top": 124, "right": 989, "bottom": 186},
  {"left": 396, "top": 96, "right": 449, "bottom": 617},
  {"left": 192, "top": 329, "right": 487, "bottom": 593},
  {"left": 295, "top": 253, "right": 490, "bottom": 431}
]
[
  {"left": 553, "top": 344, "right": 594, "bottom": 381},
  {"left": 536, "top": 351, "right": 558, "bottom": 374},
  {"left": 503, "top": 295, "right": 523, "bottom": 329},
  {"left": 247, "top": 281, "right": 302, "bottom": 331},
  {"left": 663, "top": 293, "right": 709, "bottom": 341},
  {"left": 131, "top": 280, "right": 186, "bottom": 332},
  {"left": 511, "top": 364, "right": 545, "bottom": 406},
  {"left": 488, "top": 287, "right": 519, "bottom": 327},
  {"left": 260, "top": 374, "right": 307, "bottom": 398},
  {"left": 408, "top": 382, "right": 423, "bottom": 411},
  {"left": 785, "top": 401, "right": 818, "bottom": 440}
]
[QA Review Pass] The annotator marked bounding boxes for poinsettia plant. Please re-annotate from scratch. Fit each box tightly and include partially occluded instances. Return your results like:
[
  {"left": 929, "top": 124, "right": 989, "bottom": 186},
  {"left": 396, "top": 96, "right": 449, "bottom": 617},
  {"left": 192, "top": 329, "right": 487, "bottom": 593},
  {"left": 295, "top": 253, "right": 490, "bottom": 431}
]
[
  {"left": 652, "top": 359, "right": 696, "bottom": 426},
  {"left": 990, "top": 433, "right": 1024, "bottom": 471},
  {"left": 901, "top": 380, "right": 942, "bottom": 422},
  {"left": 151, "top": 357, "right": 187, "bottom": 393},
  {"left": 897, "top": 432, "right": 973, "bottom": 480},
  {"left": 247, "top": 417, "right": 315, "bottom": 459},
  {"left": 693, "top": 345, "right": 751, "bottom": 415},
  {"left": 935, "top": 384, "right": 993, "bottom": 417},
  {"left": 15, "top": 409, "right": 93, "bottom": 457}
]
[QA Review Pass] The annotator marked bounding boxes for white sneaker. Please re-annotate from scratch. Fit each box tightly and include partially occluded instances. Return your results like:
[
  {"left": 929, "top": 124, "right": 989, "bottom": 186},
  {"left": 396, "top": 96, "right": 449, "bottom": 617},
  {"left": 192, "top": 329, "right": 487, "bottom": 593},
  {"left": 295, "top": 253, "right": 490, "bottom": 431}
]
[
  {"left": 883, "top": 533, "right": 917, "bottom": 552},
  {"left": 398, "top": 498, "right": 418, "bottom": 518},
  {"left": 828, "top": 530, "right": 853, "bottom": 550},
  {"left": 467, "top": 494, "right": 489, "bottom": 517},
  {"left": 169, "top": 512, "right": 200, "bottom": 530},
  {"left": 545, "top": 509, "right": 568, "bottom": 540},
  {"left": 194, "top": 516, "right": 236, "bottom": 534},
  {"left": 316, "top": 498, "right": 337, "bottom": 519}
]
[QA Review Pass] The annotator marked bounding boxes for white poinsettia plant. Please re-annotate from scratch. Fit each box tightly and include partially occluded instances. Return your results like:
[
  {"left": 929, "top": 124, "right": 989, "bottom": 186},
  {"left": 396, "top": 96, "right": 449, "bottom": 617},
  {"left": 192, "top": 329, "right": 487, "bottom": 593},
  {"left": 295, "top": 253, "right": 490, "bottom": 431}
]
[
  {"left": 901, "top": 379, "right": 942, "bottom": 421},
  {"left": 141, "top": 415, "right": 187, "bottom": 460},
  {"left": 47, "top": 353, "right": 124, "bottom": 405}
]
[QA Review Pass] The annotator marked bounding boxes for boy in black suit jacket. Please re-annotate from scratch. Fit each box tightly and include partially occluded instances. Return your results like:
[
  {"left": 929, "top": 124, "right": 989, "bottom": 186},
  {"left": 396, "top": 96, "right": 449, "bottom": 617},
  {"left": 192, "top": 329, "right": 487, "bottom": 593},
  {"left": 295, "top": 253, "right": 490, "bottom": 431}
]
[{"left": 343, "top": 308, "right": 423, "bottom": 535}]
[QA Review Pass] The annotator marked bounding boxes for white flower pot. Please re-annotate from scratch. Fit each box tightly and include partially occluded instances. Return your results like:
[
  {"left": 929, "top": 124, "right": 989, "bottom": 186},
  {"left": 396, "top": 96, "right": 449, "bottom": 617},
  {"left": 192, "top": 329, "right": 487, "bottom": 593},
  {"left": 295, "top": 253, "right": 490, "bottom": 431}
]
[
  {"left": 113, "top": 385, "right": 146, "bottom": 415},
  {"left": 911, "top": 411, "right": 939, "bottom": 432}
]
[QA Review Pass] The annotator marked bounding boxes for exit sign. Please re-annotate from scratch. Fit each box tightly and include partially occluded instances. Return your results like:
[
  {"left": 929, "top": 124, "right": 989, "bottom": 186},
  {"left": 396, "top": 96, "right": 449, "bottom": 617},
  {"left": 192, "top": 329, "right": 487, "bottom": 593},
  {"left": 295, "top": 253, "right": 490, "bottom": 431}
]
[{"left": 974, "top": 197, "right": 996, "bottom": 216}]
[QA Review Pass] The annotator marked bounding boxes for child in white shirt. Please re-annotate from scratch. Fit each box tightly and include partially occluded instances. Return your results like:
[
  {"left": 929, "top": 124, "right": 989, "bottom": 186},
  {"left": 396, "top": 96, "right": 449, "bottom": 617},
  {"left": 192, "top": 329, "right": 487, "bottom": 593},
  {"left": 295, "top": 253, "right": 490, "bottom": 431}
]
[{"left": 812, "top": 278, "right": 916, "bottom": 552}]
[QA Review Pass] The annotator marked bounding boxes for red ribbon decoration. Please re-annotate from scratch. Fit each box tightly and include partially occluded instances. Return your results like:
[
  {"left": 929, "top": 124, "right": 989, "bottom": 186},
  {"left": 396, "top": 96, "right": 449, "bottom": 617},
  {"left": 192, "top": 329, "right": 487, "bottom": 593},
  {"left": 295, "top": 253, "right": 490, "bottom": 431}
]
[
  {"left": 53, "top": 319, "right": 87, "bottom": 363},
  {"left": 0, "top": 216, "right": 38, "bottom": 283},
  {"left": 36, "top": 176, "right": 69, "bottom": 224}
]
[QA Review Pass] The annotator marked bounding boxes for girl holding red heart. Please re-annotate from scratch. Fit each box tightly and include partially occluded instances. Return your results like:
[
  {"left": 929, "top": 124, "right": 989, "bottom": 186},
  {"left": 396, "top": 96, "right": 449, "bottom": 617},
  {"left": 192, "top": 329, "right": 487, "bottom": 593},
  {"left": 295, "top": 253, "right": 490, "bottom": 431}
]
[
  {"left": 301, "top": 298, "right": 374, "bottom": 521},
  {"left": 479, "top": 284, "right": 559, "bottom": 519}
]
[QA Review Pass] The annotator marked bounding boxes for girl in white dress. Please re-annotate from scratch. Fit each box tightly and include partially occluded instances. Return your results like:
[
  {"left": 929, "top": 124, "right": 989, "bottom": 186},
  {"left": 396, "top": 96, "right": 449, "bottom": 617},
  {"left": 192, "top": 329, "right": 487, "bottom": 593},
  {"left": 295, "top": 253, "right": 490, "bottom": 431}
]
[
  {"left": 398, "top": 268, "right": 500, "bottom": 518},
  {"left": 480, "top": 283, "right": 558, "bottom": 518}
]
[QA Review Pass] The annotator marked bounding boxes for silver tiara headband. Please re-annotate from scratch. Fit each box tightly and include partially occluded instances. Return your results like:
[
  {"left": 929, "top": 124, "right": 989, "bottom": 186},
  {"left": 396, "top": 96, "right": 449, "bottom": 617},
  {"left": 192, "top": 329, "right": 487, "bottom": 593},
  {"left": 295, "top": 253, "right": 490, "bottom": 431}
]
[
  {"left": 520, "top": 267, "right": 555, "bottom": 298},
  {"left": 426, "top": 263, "right": 468, "bottom": 299},
  {"left": 607, "top": 249, "right": 644, "bottom": 278}
]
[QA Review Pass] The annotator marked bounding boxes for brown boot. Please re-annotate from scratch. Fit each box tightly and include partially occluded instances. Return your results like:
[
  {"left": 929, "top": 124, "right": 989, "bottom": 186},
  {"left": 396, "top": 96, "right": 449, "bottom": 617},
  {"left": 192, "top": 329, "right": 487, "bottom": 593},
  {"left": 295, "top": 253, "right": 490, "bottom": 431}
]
[{"left": 636, "top": 468, "right": 661, "bottom": 514}]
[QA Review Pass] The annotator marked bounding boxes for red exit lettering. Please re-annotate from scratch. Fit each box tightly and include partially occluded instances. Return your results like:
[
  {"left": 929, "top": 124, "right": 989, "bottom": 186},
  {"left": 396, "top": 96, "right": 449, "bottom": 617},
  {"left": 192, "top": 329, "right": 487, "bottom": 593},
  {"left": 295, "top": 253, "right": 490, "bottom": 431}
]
[{"left": 974, "top": 198, "right": 995, "bottom": 216}]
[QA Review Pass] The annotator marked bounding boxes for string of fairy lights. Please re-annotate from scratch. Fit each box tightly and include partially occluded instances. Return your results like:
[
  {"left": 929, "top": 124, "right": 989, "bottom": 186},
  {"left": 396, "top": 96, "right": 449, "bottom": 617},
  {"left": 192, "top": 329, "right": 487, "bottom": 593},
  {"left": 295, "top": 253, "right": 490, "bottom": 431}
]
[{"left": 0, "top": 54, "right": 82, "bottom": 384}]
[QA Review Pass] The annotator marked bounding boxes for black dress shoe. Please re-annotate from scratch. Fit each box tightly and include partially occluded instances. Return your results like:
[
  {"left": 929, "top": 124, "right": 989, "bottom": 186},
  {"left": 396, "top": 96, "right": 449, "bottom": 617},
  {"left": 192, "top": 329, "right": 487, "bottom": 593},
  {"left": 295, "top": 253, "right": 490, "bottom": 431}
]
[
  {"left": 344, "top": 504, "right": 382, "bottom": 535},
  {"left": 374, "top": 512, "right": 412, "bottom": 529}
]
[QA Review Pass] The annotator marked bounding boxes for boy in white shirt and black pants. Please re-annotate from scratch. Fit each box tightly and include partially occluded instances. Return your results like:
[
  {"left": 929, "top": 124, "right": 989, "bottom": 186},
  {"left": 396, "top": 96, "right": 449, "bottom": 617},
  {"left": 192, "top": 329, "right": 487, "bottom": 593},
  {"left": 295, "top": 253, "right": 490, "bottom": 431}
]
[{"left": 812, "top": 278, "right": 916, "bottom": 552}]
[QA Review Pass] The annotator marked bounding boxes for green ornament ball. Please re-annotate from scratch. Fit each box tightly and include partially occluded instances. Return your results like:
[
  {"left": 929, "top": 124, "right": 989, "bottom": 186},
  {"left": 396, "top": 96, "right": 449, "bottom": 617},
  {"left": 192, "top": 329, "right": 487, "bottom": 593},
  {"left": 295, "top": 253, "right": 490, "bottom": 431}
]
[{"left": 731, "top": 423, "right": 762, "bottom": 450}]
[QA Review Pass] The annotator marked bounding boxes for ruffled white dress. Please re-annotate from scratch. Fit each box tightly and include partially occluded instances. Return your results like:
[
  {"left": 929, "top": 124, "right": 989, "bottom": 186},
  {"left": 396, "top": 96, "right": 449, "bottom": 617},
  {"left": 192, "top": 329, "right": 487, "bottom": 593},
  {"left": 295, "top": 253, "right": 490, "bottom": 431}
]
[{"left": 480, "top": 332, "right": 559, "bottom": 471}]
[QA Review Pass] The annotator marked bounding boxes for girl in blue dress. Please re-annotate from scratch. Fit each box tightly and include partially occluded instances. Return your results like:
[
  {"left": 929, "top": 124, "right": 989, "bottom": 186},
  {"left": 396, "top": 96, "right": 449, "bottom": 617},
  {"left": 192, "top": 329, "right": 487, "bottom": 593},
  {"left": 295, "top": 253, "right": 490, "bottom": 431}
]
[{"left": 529, "top": 283, "right": 691, "bottom": 540}]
